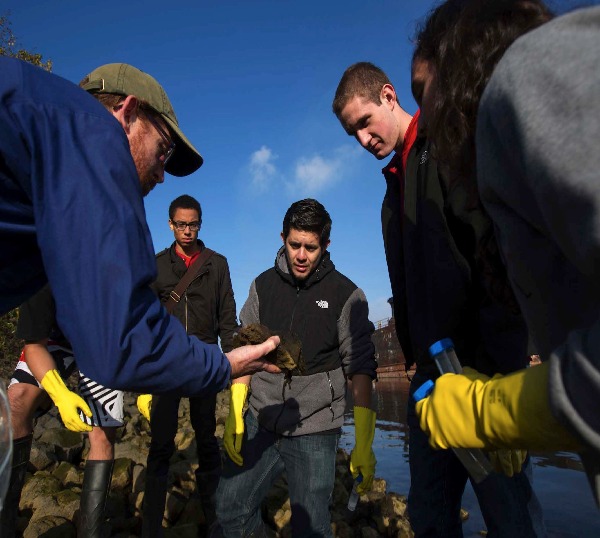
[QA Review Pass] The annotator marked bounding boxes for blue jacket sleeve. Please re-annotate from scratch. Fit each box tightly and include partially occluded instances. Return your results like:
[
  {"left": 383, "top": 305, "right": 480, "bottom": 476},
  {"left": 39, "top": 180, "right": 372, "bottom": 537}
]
[{"left": 0, "top": 57, "right": 230, "bottom": 395}]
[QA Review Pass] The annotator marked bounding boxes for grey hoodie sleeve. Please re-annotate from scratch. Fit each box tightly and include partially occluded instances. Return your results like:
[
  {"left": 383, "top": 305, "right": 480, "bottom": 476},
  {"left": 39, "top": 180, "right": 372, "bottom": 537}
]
[
  {"left": 476, "top": 7, "right": 600, "bottom": 460},
  {"left": 338, "top": 287, "right": 377, "bottom": 378},
  {"left": 239, "top": 279, "right": 260, "bottom": 327}
]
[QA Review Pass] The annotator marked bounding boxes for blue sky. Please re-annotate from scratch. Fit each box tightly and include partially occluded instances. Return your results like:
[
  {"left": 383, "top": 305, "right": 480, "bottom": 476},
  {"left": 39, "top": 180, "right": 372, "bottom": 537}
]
[{"left": 4, "top": 0, "right": 587, "bottom": 324}]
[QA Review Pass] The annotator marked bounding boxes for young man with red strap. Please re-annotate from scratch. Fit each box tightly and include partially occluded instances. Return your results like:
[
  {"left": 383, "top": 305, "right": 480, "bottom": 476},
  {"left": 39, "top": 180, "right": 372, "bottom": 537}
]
[
  {"left": 333, "top": 62, "right": 545, "bottom": 537},
  {"left": 137, "top": 194, "right": 238, "bottom": 537}
]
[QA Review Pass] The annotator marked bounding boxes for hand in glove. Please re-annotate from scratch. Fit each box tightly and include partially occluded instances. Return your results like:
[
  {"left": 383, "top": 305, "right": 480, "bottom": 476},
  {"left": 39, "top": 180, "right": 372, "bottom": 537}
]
[
  {"left": 489, "top": 449, "right": 528, "bottom": 477},
  {"left": 416, "top": 362, "right": 581, "bottom": 452},
  {"left": 41, "top": 369, "right": 92, "bottom": 432},
  {"left": 224, "top": 383, "right": 249, "bottom": 466},
  {"left": 423, "top": 367, "right": 527, "bottom": 476},
  {"left": 137, "top": 394, "right": 152, "bottom": 422},
  {"left": 350, "top": 406, "right": 377, "bottom": 494}
]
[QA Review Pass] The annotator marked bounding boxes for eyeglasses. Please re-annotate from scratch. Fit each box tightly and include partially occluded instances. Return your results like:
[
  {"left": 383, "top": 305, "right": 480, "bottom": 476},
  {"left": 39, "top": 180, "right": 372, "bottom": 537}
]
[
  {"left": 171, "top": 220, "right": 200, "bottom": 231},
  {"left": 145, "top": 112, "right": 176, "bottom": 167}
]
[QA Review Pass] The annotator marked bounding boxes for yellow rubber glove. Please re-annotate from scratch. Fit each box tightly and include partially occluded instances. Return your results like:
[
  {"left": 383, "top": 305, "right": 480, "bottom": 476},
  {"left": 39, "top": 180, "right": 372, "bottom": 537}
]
[
  {"left": 224, "top": 383, "right": 249, "bottom": 466},
  {"left": 416, "top": 362, "right": 582, "bottom": 452},
  {"left": 137, "top": 394, "right": 152, "bottom": 422},
  {"left": 488, "top": 449, "right": 528, "bottom": 477},
  {"left": 41, "top": 369, "right": 92, "bottom": 432},
  {"left": 350, "top": 406, "right": 377, "bottom": 494},
  {"left": 432, "top": 368, "right": 527, "bottom": 477}
]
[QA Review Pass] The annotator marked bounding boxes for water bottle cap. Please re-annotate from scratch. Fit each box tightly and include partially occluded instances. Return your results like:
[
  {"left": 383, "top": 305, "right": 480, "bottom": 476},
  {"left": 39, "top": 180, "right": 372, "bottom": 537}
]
[
  {"left": 412, "top": 379, "right": 434, "bottom": 402},
  {"left": 428, "top": 338, "right": 455, "bottom": 357}
]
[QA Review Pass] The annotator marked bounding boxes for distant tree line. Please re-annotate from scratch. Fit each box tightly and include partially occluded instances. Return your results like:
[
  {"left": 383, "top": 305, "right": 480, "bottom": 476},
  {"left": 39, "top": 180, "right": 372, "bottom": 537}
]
[{"left": 0, "top": 13, "right": 51, "bottom": 71}]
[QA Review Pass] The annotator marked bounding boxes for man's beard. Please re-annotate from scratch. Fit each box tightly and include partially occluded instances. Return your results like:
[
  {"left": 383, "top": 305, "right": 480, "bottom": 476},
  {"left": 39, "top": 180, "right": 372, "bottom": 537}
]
[{"left": 129, "top": 129, "right": 155, "bottom": 197}]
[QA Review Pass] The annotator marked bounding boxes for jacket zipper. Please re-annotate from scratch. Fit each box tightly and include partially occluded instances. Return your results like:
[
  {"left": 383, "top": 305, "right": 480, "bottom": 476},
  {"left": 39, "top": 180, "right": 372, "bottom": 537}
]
[
  {"left": 326, "top": 371, "right": 335, "bottom": 419},
  {"left": 182, "top": 266, "right": 209, "bottom": 334},
  {"left": 288, "top": 286, "right": 300, "bottom": 332},
  {"left": 184, "top": 293, "right": 188, "bottom": 332},
  {"left": 274, "top": 285, "right": 301, "bottom": 433}
]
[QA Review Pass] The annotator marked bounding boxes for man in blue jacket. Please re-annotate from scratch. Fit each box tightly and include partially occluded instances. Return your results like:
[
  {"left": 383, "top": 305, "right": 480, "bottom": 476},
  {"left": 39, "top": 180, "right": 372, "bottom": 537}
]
[{"left": 0, "top": 59, "right": 280, "bottom": 398}]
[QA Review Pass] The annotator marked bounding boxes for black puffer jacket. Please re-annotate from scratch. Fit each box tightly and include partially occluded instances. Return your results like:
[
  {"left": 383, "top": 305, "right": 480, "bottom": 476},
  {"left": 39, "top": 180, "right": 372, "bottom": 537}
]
[
  {"left": 152, "top": 241, "right": 237, "bottom": 352},
  {"left": 241, "top": 247, "right": 377, "bottom": 436}
]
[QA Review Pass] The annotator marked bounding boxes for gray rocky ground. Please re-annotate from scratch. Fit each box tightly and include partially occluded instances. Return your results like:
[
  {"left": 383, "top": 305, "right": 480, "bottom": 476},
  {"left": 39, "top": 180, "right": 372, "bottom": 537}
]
[{"left": 9, "top": 390, "right": 414, "bottom": 537}]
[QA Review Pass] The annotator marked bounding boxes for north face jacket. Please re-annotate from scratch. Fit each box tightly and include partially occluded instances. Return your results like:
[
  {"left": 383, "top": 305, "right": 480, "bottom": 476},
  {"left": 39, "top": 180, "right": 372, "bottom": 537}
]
[{"left": 241, "top": 247, "right": 377, "bottom": 436}]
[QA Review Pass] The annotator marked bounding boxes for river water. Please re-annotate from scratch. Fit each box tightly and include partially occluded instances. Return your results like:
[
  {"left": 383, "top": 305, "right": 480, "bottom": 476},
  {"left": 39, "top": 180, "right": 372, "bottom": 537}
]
[{"left": 340, "top": 377, "right": 599, "bottom": 537}]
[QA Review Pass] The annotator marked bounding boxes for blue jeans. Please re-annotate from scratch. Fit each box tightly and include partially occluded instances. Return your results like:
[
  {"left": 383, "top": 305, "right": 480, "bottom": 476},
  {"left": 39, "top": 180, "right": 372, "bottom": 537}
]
[
  {"left": 408, "top": 372, "right": 547, "bottom": 538},
  {"left": 215, "top": 411, "right": 338, "bottom": 538}
]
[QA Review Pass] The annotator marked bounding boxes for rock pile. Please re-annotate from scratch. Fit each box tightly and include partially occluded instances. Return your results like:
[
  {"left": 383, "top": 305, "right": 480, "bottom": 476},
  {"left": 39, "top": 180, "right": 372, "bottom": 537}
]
[{"left": 12, "top": 391, "right": 414, "bottom": 537}]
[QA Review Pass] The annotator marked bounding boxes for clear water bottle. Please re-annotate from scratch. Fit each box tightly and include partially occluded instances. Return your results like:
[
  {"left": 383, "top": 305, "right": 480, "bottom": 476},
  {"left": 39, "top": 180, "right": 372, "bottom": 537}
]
[
  {"left": 347, "top": 474, "right": 363, "bottom": 511},
  {"left": 412, "top": 338, "right": 493, "bottom": 484}
]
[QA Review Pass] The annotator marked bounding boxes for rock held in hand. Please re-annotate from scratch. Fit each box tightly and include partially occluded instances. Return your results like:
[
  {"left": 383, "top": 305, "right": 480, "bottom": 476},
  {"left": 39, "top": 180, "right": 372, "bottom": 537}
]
[{"left": 233, "top": 324, "right": 305, "bottom": 384}]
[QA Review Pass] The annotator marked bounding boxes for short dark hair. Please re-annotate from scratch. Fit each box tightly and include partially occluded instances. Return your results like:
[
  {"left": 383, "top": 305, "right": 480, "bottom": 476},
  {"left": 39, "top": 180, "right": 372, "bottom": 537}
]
[
  {"left": 168, "top": 194, "right": 202, "bottom": 222},
  {"left": 282, "top": 199, "right": 332, "bottom": 247},
  {"left": 332, "top": 62, "right": 393, "bottom": 118}
]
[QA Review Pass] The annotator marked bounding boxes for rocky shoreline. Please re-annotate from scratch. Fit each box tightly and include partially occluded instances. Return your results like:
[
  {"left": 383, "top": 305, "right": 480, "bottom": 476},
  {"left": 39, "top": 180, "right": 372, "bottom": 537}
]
[{"left": 9, "top": 390, "right": 414, "bottom": 537}]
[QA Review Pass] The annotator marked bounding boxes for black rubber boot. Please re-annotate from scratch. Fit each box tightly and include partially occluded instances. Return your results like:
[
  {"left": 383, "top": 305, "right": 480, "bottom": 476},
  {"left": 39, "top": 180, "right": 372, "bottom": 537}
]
[
  {"left": 77, "top": 459, "right": 114, "bottom": 538},
  {"left": 0, "top": 434, "right": 33, "bottom": 538},
  {"left": 141, "top": 474, "right": 168, "bottom": 538}
]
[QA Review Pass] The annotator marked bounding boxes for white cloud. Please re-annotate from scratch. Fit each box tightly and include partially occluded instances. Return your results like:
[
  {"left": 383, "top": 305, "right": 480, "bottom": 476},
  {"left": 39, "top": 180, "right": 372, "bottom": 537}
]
[
  {"left": 245, "top": 144, "right": 363, "bottom": 196},
  {"left": 289, "top": 144, "right": 362, "bottom": 195},
  {"left": 294, "top": 155, "right": 336, "bottom": 192},
  {"left": 249, "top": 146, "right": 278, "bottom": 189}
]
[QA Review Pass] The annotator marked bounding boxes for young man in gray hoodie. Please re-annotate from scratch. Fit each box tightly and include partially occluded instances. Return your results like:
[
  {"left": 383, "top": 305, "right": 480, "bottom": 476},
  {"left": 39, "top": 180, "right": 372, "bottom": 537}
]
[{"left": 215, "top": 199, "right": 378, "bottom": 537}]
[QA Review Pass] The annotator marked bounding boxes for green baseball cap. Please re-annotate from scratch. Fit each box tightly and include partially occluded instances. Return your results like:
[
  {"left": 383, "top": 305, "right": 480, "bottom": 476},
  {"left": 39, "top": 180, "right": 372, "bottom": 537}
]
[{"left": 82, "top": 63, "right": 203, "bottom": 176}]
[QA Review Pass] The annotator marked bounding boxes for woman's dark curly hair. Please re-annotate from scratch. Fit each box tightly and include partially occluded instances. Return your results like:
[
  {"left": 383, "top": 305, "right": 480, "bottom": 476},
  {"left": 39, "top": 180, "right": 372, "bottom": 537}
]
[
  {"left": 413, "top": 0, "right": 553, "bottom": 185},
  {"left": 413, "top": 0, "right": 553, "bottom": 311}
]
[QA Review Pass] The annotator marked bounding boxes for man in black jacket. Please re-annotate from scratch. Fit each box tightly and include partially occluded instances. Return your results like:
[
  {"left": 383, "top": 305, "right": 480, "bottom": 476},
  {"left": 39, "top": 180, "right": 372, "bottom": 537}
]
[
  {"left": 138, "top": 194, "right": 238, "bottom": 536},
  {"left": 333, "top": 62, "right": 545, "bottom": 537}
]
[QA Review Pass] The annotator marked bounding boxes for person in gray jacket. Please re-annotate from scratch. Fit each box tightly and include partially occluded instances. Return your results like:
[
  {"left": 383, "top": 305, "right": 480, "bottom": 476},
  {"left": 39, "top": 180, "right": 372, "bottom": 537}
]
[
  {"left": 407, "top": 0, "right": 600, "bottom": 504},
  {"left": 474, "top": 5, "right": 600, "bottom": 503},
  {"left": 215, "top": 199, "right": 378, "bottom": 537}
]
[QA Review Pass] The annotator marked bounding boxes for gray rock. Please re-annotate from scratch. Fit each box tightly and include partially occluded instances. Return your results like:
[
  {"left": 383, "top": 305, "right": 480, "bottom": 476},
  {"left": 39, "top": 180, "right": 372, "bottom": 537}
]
[
  {"left": 113, "top": 434, "right": 149, "bottom": 465},
  {"left": 23, "top": 515, "right": 76, "bottom": 538},
  {"left": 29, "top": 441, "right": 57, "bottom": 471},
  {"left": 111, "top": 458, "right": 133, "bottom": 491},
  {"left": 14, "top": 390, "right": 416, "bottom": 537},
  {"left": 38, "top": 427, "right": 84, "bottom": 462},
  {"left": 52, "top": 461, "right": 83, "bottom": 488},
  {"left": 20, "top": 471, "right": 62, "bottom": 510},
  {"left": 29, "top": 488, "right": 80, "bottom": 524},
  {"left": 131, "top": 463, "right": 146, "bottom": 494}
]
